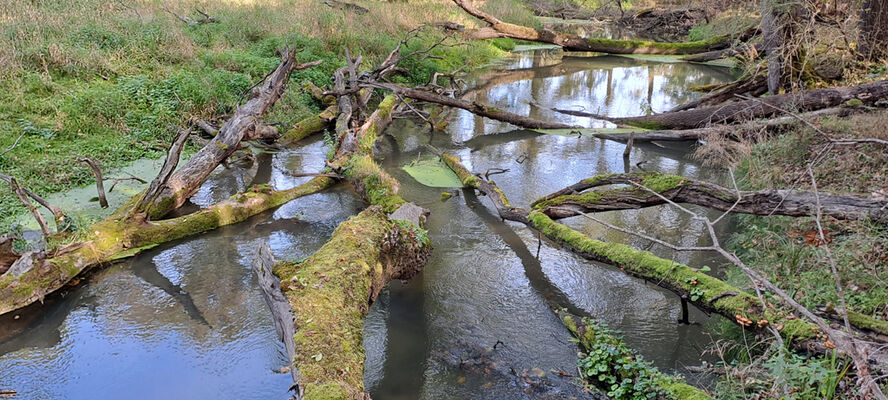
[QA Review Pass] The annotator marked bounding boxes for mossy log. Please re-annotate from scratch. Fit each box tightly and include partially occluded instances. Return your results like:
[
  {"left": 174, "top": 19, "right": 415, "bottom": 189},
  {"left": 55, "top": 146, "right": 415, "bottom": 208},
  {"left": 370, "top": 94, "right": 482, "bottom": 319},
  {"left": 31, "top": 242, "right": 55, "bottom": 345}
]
[
  {"left": 272, "top": 207, "right": 429, "bottom": 399},
  {"left": 558, "top": 312, "right": 712, "bottom": 400},
  {"left": 680, "top": 43, "right": 763, "bottom": 63},
  {"left": 606, "top": 80, "right": 888, "bottom": 130},
  {"left": 0, "top": 177, "right": 334, "bottom": 315},
  {"left": 281, "top": 103, "right": 339, "bottom": 145},
  {"left": 438, "top": 153, "right": 839, "bottom": 353},
  {"left": 265, "top": 91, "right": 430, "bottom": 399},
  {"left": 670, "top": 73, "right": 768, "bottom": 112},
  {"left": 531, "top": 172, "right": 888, "bottom": 223},
  {"left": 453, "top": 0, "right": 752, "bottom": 55}
]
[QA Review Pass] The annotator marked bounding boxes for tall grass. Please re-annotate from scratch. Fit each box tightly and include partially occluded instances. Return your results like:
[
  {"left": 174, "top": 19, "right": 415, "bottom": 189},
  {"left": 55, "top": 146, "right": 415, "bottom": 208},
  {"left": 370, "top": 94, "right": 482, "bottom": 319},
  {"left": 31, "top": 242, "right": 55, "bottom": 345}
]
[{"left": 0, "top": 0, "right": 533, "bottom": 229}]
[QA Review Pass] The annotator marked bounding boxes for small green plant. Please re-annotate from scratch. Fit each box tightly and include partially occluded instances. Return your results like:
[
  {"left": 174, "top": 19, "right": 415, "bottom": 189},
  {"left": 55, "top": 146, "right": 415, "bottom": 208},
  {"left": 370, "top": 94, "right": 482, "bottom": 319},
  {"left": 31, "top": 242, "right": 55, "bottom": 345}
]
[{"left": 576, "top": 319, "right": 677, "bottom": 400}]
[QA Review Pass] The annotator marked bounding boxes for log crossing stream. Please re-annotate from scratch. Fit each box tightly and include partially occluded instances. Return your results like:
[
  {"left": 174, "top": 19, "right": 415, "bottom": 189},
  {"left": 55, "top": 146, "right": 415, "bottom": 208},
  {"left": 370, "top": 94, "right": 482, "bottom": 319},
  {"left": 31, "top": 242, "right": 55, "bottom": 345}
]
[{"left": 0, "top": 48, "right": 738, "bottom": 399}]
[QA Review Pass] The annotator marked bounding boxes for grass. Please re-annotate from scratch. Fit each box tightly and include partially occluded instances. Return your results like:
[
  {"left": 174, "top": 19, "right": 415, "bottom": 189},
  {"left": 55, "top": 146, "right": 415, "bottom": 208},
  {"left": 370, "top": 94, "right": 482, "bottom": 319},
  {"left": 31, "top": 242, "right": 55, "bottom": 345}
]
[{"left": 0, "top": 0, "right": 534, "bottom": 232}]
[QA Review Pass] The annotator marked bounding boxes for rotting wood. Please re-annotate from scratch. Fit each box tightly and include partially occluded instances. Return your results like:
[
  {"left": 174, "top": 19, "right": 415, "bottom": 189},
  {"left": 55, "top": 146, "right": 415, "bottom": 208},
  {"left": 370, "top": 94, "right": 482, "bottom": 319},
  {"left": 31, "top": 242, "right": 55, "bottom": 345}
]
[
  {"left": 453, "top": 0, "right": 755, "bottom": 55},
  {"left": 253, "top": 242, "right": 302, "bottom": 399}
]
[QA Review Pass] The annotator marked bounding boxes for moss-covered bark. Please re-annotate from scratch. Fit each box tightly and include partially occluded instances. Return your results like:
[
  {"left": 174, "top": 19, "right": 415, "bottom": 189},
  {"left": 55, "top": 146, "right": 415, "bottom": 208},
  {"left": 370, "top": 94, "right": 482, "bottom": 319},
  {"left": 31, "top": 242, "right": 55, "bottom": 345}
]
[
  {"left": 272, "top": 207, "right": 428, "bottom": 399},
  {"left": 0, "top": 177, "right": 334, "bottom": 315},
  {"left": 281, "top": 104, "right": 339, "bottom": 145}
]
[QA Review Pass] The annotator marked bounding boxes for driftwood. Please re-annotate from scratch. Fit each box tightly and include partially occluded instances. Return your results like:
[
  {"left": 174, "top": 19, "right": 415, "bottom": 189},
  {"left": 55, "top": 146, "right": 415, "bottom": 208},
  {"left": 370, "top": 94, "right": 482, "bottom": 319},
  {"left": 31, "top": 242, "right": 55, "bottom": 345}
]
[
  {"left": 531, "top": 172, "right": 888, "bottom": 223},
  {"left": 453, "top": 0, "right": 754, "bottom": 55},
  {"left": 681, "top": 42, "right": 763, "bottom": 62}
]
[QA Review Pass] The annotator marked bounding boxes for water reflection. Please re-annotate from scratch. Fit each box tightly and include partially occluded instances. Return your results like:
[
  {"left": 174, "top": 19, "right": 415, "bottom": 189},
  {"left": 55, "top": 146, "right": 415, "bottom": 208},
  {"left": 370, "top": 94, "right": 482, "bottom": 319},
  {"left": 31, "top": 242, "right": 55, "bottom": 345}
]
[{"left": 369, "top": 51, "right": 739, "bottom": 398}]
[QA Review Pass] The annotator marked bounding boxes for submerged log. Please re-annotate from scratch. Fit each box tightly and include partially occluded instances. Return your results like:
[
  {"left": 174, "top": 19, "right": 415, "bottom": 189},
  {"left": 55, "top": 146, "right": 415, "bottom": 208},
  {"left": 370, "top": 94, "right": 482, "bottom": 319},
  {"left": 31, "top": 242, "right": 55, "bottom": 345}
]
[
  {"left": 453, "top": 0, "right": 754, "bottom": 55},
  {"left": 532, "top": 172, "right": 888, "bottom": 223},
  {"left": 606, "top": 80, "right": 888, "bottom": 130}
]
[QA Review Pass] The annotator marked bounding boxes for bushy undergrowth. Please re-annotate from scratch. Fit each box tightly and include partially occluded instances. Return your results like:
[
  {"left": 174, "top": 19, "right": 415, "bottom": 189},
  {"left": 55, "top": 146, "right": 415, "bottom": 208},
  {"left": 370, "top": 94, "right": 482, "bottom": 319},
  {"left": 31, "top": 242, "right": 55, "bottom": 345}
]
[{"left": 0, "top": 0, "right": 533, "bottom": 230}]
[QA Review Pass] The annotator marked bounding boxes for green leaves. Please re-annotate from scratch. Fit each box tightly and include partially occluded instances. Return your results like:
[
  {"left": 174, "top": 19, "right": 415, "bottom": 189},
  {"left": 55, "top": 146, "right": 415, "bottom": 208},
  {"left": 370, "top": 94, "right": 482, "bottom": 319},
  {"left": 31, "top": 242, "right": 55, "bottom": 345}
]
[
  {"left": 402, "top": 157, "right": 464, "bottom": 188},
  {"left": 575, "top": 319, "right": 676, "bottom": 400}
]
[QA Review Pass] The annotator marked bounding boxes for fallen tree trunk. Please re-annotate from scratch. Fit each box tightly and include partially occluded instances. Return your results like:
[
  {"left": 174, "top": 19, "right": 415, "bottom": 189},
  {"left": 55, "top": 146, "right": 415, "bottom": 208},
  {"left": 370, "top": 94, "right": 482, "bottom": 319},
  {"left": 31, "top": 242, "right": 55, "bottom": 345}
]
[
  {"left": 280, "top": 103, "right": 339, "bottom": 145},
  {"left": 453, "top": 0, "right": 754, "bottom": 55},
  {"left": 531, "top": 172, "right": 888, "bottom": 223},
  {"left": 0, "top": 176, "right": 335, "bottom": 315},
  {"left": 439, "top": 153, "right": 887, "bottom": 364},
  {"left": 680, "top": 43, "right": 763, "bottom": 62},
  {"left": 272, "top": 206, "right": 429, "bottom": 399},
  {"left": 607, "top": 80, "right": 888, "bottom": 129},
  {"left": 140, "top": 50, "right": 321, "bottom": 219},
  {"left": 0, "top": 51, "right": 328, "bottom": 316}
]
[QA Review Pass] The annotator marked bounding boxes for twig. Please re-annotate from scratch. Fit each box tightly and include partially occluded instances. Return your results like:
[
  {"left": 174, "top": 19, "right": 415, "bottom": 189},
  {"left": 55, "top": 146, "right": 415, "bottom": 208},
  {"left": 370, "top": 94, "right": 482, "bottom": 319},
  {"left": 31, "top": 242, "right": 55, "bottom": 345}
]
[
  {"left": 0, "top": 132, "right": 25, "bottom": 158},
  {"left": 6, "top": 176, "right": 52, "bottom": 238}
]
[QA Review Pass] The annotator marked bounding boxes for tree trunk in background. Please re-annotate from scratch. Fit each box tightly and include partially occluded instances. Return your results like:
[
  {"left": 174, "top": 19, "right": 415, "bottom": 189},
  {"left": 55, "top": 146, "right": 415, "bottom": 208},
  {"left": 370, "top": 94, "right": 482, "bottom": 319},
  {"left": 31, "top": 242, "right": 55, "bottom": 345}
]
[
  {"left": 860, "top": 0, "right": 888, "bottom": 60},
  {"left": 761, "top": 0, "right": 783, "bottom": 94}
]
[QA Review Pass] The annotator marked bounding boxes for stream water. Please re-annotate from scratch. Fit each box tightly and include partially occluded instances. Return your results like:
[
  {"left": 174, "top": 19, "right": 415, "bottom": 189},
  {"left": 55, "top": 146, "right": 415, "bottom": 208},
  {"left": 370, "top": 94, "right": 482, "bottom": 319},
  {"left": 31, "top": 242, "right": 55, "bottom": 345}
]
[{"left": 0, "top": 49, "right": 738, "bottom": 399}]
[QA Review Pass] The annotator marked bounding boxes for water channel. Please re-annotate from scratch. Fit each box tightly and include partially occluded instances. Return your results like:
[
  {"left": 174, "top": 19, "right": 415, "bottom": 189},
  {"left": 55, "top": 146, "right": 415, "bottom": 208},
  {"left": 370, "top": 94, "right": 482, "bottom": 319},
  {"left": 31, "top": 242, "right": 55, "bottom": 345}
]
[{"left": 0, "top": 48, "right": 739, "bottom": 399}]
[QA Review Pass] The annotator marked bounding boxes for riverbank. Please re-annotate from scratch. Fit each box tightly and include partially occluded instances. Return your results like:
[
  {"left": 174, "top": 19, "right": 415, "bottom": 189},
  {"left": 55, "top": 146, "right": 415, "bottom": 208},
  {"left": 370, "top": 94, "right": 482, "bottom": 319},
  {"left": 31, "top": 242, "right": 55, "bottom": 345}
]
[{"left": 0, "top": 0, "right": 531, "bottom": 231}]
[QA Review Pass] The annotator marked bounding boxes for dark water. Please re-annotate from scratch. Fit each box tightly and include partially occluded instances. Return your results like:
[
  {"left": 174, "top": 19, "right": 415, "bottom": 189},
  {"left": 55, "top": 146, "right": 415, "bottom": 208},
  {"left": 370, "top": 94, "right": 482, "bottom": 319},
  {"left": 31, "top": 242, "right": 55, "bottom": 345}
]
[{"left": 0, "top": 49, "right": 737, "bottom": 399}]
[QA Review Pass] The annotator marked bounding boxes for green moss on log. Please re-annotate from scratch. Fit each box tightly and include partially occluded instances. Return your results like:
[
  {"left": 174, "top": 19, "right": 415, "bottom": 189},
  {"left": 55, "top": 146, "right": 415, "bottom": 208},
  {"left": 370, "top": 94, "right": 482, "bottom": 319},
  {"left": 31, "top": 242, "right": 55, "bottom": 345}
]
[
  {"left": 583, "top": 34, "right": 732, "bottom": 55},
  {"left": 440, "top": 153, "right": 479, "bottom": 188},
  {"left": 281, "top": 104, "right": 339, "bottom": 145},
  {"left": 273, "top": 206, "right": 429, "bottom": 399},
  {"left": 527, "top": 211, "right": 819, "bottom": 343}
]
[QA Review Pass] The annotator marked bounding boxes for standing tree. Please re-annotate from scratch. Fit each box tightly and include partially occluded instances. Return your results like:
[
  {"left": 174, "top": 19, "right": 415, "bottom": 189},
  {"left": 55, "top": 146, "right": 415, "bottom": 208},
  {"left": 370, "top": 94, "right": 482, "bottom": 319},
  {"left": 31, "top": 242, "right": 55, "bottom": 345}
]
[{"left": 860, "top": 0, "right": 888, "bottom": 60}]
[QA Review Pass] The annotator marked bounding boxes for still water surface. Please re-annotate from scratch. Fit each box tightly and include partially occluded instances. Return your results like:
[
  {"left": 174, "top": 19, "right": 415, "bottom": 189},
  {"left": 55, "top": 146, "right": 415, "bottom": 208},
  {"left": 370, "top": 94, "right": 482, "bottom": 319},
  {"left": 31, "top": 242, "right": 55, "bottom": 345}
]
[{"left": 0, "top": 49, "right": 737, "bottom": 399}]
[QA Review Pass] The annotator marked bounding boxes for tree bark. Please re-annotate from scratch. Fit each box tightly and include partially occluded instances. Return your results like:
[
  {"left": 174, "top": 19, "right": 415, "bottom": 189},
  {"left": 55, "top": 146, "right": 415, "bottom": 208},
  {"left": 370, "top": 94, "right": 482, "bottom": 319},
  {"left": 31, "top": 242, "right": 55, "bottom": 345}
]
[
  {"left": 860, "top": 0, "right": 888, "bottom": 60},
  {"left": 144, "top": 51, "right": 321, "bottom": 219},
  {"left": 531, "top": 172, "right": 888, "bottom": 223}
]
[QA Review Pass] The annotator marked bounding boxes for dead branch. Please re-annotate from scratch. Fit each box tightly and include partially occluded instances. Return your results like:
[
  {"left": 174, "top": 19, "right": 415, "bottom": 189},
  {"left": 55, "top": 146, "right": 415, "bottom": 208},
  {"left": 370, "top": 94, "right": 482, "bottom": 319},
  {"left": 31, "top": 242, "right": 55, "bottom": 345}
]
[
  {"left": 0, "top": 173, "right": 66, "bottom": 231},
  {"left": 162, "top": 4, "right": 218, "bottom": 25},
  {"left": 532, "top": 171, "right": 888, "bottom": 223},
  {"left": 7, "top": 176, "right": 52, "bottom": 239},
  {"left": 253, "top": 243, "right": 301, "bottom": 399},
  {"left": 607, "top": 80, "right": 888, "bottom": 129},
  {"left": 0, "top": 132, "right": 25, "bottom": 158},
  {"left": 78, "top": 158, "right": 108, "bottom": 208},
  {"left": 323, "top": 0, "right": 369, "bottom": 14},
  {"left": 364, "top": 81, "right": 577, "bottom": 129}
]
